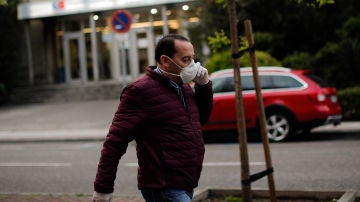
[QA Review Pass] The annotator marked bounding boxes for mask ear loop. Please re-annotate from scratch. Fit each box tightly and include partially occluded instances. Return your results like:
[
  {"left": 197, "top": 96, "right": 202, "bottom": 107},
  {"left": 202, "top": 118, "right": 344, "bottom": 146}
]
[
  {"left": 158, "top": 67, "right": 181, "bottom": 77},
  {"left": 158, "top": 55, "right": 181, "bottom": 77},
  {"left": 166, "top": 56, "right": 184, "bottom": 70}
]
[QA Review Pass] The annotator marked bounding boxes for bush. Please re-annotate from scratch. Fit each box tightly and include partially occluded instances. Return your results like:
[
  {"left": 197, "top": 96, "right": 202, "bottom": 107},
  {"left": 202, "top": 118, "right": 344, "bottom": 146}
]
[
  {"left": 205, "top": 50, "right": 233, "bottom": 73},
  {"left": 338, "top": 86, "right": 360, "bottom": 120},
  {"left": 339, "top": 16, "right": 360, "bottom": 39},
  {"left": 253, "top": 32, "right": 274, "bottom": 52},
  {"left": 312, "top": 16, "right": 360, "bottom": 89},
  {"left": 205, "top": 50, "right": 281, "bottom": 74},
  {"left": 281, "top": 52, "right": 314, "bottom": 69}
]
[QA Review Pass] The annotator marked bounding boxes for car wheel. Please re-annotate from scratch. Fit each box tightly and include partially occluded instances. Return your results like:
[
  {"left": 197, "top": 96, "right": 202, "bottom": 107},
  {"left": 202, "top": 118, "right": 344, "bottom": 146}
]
[{"left": 266, "top": 112, "right": 293, "bottom": 142}]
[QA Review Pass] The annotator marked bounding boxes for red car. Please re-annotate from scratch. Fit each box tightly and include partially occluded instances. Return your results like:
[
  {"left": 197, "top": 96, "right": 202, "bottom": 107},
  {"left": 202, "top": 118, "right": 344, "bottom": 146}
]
[{"left": 203, "top": 67, "right": 342, "bottom": 142}]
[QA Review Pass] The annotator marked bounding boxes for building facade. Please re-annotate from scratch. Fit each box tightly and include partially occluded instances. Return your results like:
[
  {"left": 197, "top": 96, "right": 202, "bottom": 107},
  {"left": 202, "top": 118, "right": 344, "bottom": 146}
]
[{"left": 17, "top": 0, "right": 200, "bottom": 88}]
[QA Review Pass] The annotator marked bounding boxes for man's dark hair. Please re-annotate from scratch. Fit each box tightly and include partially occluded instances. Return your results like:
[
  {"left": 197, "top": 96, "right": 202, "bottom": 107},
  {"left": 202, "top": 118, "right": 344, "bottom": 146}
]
[{"left": 155, "top": 34, "right": 190, "bottom": 64}]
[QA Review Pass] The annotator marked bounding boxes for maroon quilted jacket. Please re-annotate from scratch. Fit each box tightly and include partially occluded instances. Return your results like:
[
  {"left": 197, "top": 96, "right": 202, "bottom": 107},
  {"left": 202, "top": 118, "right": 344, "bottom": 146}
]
[{"left": 94, "top": 66, "right": 213, "bottom": 193}]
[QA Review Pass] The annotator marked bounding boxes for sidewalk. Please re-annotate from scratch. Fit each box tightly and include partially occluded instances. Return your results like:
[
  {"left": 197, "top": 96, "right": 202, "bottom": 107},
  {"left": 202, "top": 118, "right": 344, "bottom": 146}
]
[
  {"left": 0, "top": 99, "right": 359, "bottom": 142},
  {"left": 0, "top": 100, "right": 119, "bottom": 142}
]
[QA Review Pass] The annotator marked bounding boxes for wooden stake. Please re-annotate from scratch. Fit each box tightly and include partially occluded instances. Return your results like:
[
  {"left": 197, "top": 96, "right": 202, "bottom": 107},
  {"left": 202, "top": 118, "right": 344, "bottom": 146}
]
[
  {"left": 244, "top": 19, "right": 277, "bottom": 202},
  {"left": 227, "top": 1, "right": 252, "bottom": 201}
]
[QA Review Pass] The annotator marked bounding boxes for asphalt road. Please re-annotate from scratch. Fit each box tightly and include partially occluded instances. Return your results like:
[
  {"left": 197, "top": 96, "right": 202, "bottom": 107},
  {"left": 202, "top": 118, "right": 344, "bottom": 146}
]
[{"left": 0, "top": 129, "right": 359, "bottom": 197}]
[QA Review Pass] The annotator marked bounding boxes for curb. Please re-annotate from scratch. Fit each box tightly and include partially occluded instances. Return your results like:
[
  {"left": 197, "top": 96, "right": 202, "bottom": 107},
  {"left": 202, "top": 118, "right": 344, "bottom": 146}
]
[
  {"left": 312, "top": 121, "right": 360, "bottom": 132},
  {"left": 193, "top": 188, "right": 359, "bottom": 202}
]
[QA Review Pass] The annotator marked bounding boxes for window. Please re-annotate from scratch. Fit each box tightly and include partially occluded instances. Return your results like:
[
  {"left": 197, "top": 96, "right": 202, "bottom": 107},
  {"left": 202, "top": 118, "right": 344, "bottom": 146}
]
[
  {"left": 259, "top": 75, "right": 273, "bottom": 89},
  {"left": 212, "top": 77, "right": 226, "bottom": 93},
  {"left": 241, "top": 75, "right": 254, "bottom": 91},
  {"left": 271, "top": 75, "right": 303, "bottom": 88},
  {"left": 212, "top": 77, "right": 234, "bottom": 93},
  {"left": 212, "top": 74, "right": 304, "bottom": 94}
]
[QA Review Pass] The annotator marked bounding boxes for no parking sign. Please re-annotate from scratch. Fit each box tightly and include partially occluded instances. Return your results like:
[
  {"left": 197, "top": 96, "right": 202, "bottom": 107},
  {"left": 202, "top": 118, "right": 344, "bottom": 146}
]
[{"left": 111, "top": 10, "right": 132, "bottom": 34}]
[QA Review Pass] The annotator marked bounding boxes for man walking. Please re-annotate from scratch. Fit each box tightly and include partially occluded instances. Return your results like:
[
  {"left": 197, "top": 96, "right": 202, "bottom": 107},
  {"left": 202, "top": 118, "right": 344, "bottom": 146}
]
[{"left": 93, "top": 34, "right": 213, "bottom": 202}]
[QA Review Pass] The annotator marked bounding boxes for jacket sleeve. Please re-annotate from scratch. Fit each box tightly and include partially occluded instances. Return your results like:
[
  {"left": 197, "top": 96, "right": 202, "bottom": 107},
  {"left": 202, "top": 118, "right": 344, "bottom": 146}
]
[
  {"left": 94, "top": 85, "right": 146, "bottom": 193},
  {"left": 194, "top": 80, "right": 213, "bottom": 124}
]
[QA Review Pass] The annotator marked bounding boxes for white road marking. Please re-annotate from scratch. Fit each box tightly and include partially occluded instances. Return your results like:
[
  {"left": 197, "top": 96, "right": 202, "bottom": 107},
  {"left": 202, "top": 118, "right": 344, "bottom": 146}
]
[
  {"left": 124, "top": 162, "right": 265, "bottom": 167},
  {"left": 0, "top": 163, "right": 72, "bottom": 167},
  {"left": 202, "top": 162, "right": 265, "bottom": 166}
]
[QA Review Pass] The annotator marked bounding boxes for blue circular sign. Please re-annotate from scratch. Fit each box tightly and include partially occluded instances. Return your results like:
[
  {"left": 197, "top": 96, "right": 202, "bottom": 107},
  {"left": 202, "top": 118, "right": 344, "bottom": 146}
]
[{"left": 111, "top": 10, "right": 132, "bottom": 33}]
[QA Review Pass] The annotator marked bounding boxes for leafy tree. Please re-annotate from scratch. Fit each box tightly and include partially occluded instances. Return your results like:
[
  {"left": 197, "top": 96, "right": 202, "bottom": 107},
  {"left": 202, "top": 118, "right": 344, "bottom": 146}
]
[
  {"left": 195, "top": 0, "right": 360, "bottom": 89},
  {"left": 339, "top": 16, "right": 360, "bottom": 38},
  {"left": 208, "top": 30, "right": 231, "bottom": 53},
  {"left": 197, "top": 0, "right": 344, "bottom": 59},
  {"left": 296, "top": 0, "right": 334, "bottom": 7}
]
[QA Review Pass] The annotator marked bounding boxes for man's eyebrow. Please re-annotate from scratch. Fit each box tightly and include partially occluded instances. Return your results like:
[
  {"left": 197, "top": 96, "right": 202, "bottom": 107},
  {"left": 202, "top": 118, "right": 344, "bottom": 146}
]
[{"left": 183, "top": 55, "right": 192, "bottom": 58}]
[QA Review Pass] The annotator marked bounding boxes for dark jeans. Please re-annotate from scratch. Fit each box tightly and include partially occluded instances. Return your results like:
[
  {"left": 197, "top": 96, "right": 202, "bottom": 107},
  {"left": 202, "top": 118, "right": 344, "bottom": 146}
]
[{"left": 141, "top": 188, "right": 193, "bottom": 202}]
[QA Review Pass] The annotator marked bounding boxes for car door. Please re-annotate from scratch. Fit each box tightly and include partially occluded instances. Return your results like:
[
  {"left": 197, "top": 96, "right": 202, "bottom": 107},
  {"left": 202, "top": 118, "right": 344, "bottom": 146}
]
[
  {"left": 260, "top": 74, "right": 308, "bottom": 119},
  {"left": 205, "top": 75, "right": 259, "bottom": 131},
  {"left": 205, "top": 76, "right": 237, "bottom": 131}
]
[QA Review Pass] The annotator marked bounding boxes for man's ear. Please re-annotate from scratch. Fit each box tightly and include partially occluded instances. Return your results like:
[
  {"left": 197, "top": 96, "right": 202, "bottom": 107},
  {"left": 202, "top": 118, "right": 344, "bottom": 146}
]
[{"left": 160, "top": 55, "right": 169, "bottom": 66}]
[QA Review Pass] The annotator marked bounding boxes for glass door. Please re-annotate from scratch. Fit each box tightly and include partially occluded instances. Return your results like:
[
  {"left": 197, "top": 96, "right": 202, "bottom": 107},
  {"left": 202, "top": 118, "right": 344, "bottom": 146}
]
[{"left": 63, "top": 32, "right": 87, "bottom": 84}]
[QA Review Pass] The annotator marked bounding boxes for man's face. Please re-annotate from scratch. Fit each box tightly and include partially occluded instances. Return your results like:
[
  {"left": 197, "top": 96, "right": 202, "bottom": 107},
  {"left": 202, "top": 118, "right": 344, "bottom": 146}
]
[
  {"left": 162, "top": 40, "right": 195, "bottom": 76},
  {"left": 170, "top": 40, "right": 195, "bottom": 72}
]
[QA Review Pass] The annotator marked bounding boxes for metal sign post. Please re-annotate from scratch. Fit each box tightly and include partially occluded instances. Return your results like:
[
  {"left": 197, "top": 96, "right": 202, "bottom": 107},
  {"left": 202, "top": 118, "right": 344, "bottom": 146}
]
[{"left": 111, "top": 10, "right": 132, "bottom": 88}]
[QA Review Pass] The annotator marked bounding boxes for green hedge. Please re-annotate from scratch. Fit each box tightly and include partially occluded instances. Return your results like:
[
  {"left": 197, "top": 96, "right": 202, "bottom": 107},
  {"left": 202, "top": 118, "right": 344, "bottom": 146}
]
[
  {"left": 281, "top": 51, "right": 314, "bottom": 69},
  {"left": 205, "top": 50, "right": 281, "bottom": 74},
  {"left": 338, "top": 86, "right": 360, "bottom": 120}
]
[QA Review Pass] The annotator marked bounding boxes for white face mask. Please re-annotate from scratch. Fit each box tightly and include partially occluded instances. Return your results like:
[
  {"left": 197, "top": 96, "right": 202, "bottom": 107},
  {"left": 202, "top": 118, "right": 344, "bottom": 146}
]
[{"left": 160, "top": 57, "right": 199, "bottom": 83}]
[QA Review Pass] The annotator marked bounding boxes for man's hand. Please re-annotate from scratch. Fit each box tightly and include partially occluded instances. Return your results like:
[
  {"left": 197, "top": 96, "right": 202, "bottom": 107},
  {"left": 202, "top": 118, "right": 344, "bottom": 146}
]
[
  {"left": 193, "top": 63, "right": 209, "bottom": 85},
  {"left": 93, "top": 191, "right": 113, "bottom": 202}
]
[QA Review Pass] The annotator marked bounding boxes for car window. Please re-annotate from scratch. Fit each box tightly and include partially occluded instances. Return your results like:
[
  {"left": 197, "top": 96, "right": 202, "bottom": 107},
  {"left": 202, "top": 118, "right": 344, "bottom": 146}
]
[
  {"left": 260, "top": 75, "right": 273, "bottom": 89},
  {"left": 212, "top": 77, "right": 234, "bottom": 93},
  {"left": 223, "top": 77, "right": 235, "bottom": 92},
  {"left": 212, "top": 74, "right": 305, "bottom": 93},
  {"left": 270, "top": 75, "right": 303, "bottom": 88},
  {"left": 211, "top": 77, "right": 224, "bottom": 93},
  {"left": 212, "top": 76, "right": 253, "bottom": 92},
  {"left": 242, "top": 76, "right": 254, "bottom": 91}
]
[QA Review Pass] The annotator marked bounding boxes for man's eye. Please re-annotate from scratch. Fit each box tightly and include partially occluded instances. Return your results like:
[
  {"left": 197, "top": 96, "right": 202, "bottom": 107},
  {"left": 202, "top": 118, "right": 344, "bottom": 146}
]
[{"left": 182, "top": 57, "right": 192, "bottom": 63}]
